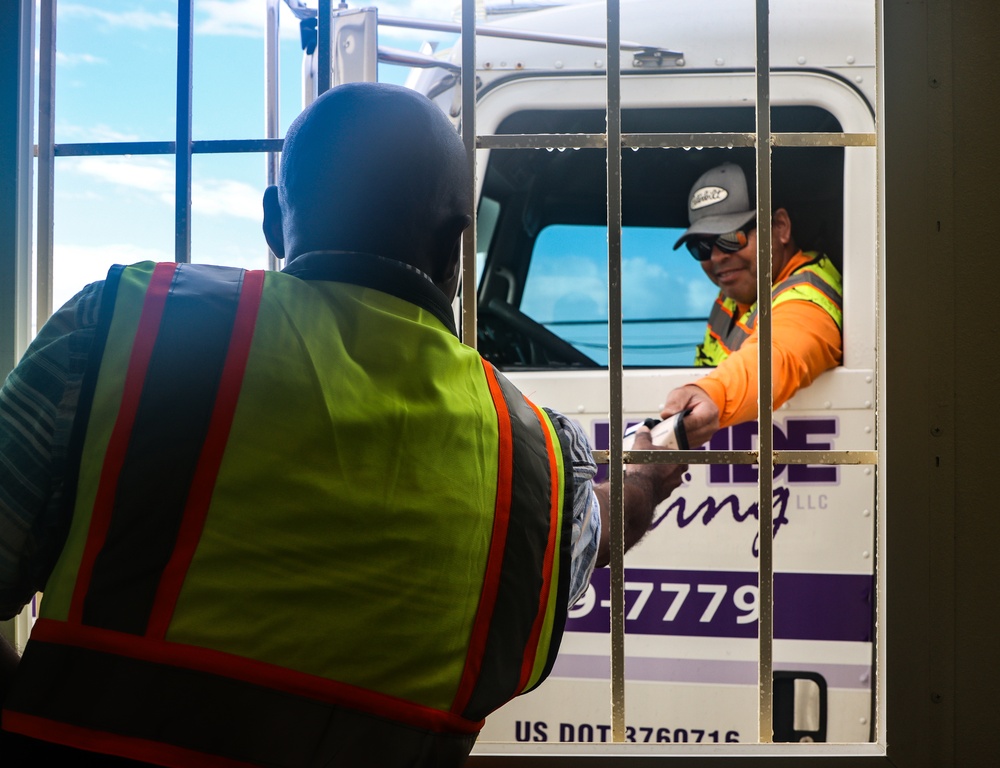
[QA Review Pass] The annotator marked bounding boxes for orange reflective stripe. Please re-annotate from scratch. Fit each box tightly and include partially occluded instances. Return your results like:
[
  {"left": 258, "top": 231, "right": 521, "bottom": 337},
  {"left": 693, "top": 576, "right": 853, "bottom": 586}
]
[
  {"left": 456, "top": 371, "right": 570, "bottom": 719},
  {"left": 24, "top": 619, "right": 482, "bottom": 735},
  {"left": 450, "top": 359, "right": 514, "bottom": 715},
  {"left": 147, "top": 269, "right": 266, "bottom": 639},
  {"left": 69, "top": 262, "right": 177, "bottom": 625},
  {"left": 714, "top": 296, "right": 734, "bottom": 319},
  {"left": 771, "top": 273, "right": 842, "bottom": 311},
  {"left": 706, "top": 295, "right": 754, "bottom": 356},
  {"left": 516, "top": 399, "right": 561, "bottom": 693}
]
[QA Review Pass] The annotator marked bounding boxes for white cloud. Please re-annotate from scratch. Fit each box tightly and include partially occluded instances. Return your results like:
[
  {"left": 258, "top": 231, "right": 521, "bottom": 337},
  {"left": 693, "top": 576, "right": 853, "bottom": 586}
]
[
  {"left": 380, "top": 1, "right": 461, "bottom": 19},
  {"left": 194, "top": 0, "right": 461, "bottom": 38},
  {"left": 685, "top": 276, "right": 720, "bottom": 316},
  {"left": 57, "top": 123, "right": 140, "bottom": 143},
  {"left": 522, "top": 254, "right": 607, "bottom": 323},
  {"left": 54, "top": 51, "right": 105, "bottom": 67},
  {"left": 59, "top": 3, "right": 177, "bottom": 30},
  {"left": 55, "top": 1, "right": 468, "bottom": 44},
  {"left": 73, "top": 157, "right": 175, "bottom": 205},
  {"left": 195, "top": 0, "right": 272, "bottom": 37},
  {"left": 360, "top": 2, "right": 465, "bottom": 43},
  {"left": 67, "top": 156, "right": 261, "bottom": 221},
  {"left": 622, "top": 256, "right": 672, "bottom": 318},
  {"left": 191, "top": 179, "right": 262, "bottom": 220},
  {"left": 52, "top": 243, "right": 172, "bottom": 310}
]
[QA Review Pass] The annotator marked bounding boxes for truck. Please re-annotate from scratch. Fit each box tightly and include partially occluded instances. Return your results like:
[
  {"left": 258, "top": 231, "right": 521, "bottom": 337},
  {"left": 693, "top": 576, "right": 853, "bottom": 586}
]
[{"left": 287, "top": 0, "right": 878, "bottom": 747}]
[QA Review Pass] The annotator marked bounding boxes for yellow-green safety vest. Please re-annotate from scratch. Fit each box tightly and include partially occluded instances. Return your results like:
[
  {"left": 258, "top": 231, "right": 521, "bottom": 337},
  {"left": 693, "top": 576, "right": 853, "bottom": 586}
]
[
  {"left": 3, "top": 254, "right": 572, "bottom": 767},
  {"left": 694, "top": 253, "right": 843, "bottom": 366}
]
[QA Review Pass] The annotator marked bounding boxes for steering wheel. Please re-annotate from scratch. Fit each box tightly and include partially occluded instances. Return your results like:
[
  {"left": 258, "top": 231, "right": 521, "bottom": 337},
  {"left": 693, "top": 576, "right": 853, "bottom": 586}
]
[{"left": 477, "top": 298, "right": 599, "bottom": 368}]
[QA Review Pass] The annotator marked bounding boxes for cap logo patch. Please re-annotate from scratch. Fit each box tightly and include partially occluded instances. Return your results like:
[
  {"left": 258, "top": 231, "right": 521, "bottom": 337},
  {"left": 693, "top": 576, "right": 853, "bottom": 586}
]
[{"left": 690, "top": 186, "right": 728, "bottom": 210}]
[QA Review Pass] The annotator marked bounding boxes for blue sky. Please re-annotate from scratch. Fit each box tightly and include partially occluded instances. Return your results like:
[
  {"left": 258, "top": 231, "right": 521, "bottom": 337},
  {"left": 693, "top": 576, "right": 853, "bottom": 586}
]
[
  {"left": 43, "top": 0, "right": 712, "bottom": 364},
  {"left": 45, "top": 0, "right": 468, "bottom": 307}
]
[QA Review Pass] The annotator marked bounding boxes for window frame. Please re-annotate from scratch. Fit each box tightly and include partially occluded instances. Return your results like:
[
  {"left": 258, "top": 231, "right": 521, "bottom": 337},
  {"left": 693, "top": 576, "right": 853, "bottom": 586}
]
[{"left": 5, "top": 0, "right": 964, "bottom": 764}]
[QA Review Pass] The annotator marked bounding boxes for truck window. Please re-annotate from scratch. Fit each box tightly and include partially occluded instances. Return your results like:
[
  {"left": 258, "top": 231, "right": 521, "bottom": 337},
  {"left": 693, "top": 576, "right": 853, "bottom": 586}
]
[
  {"left": 477, "top": 112, "right": 846, "bottom": 372},
  {"left": 516, "top": 223, "right": 710, "bottom": 367}
]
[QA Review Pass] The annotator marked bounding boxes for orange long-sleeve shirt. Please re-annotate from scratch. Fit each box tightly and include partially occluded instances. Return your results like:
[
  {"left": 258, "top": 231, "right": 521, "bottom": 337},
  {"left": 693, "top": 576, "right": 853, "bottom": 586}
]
[{"left": 692, "top": 251, "right": 843, "bottom": 429}]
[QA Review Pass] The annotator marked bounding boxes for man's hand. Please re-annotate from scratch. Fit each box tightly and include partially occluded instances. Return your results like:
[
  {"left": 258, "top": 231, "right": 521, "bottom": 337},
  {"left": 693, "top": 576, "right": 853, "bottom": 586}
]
[
  {"left": 661, "top": 384, "right": 719, "bottom": 447},
  {"left": 594, "top": 427, "right": 688, "bottom": 567}
]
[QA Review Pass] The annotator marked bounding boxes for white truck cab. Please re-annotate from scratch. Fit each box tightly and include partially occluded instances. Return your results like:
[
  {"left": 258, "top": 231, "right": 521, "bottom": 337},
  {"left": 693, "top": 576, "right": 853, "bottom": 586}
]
[{"left": 300, "top": 0, "right": 877, "bottom": 745}]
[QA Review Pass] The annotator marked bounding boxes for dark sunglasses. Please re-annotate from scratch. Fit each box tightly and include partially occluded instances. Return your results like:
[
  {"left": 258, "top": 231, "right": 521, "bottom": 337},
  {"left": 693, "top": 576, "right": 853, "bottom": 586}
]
[{"left": 685, "top": 220, "right": 756, "bottom": 261}]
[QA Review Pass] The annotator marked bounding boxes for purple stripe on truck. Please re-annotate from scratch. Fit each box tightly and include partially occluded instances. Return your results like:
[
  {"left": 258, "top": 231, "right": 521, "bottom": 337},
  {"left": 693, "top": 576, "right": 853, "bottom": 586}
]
[{"left": 566, "top": 567, "right": 873, "bottom": 642}]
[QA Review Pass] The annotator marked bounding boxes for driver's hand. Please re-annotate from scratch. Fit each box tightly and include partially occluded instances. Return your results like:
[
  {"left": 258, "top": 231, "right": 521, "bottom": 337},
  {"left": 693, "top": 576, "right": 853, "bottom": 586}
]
[{"left": 660, "top": 384, "right": 719, "bottom": 447}]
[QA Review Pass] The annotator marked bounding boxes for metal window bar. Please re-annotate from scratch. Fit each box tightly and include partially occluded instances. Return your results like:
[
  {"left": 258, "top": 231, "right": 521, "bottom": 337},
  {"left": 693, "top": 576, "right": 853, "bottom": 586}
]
[
  {"left": 318, "top": 0, "right": 332, "bottom": 95},
  {"left": 43, "top": 132, "right": 875, "bottom": 161},
  {"left": 36, "top": 0, "right": 55, "bottom": 326},
  {"left": 873, "top": 0, "right": 886, "bottom": 746},
  {"left": 265, "top": 0, "right": 282, "bottom": 271},
  {"left": 607, "top": 450, "right": 879, "bottom": 466},
  {"left": 48, "top": 140, "right": 286, "bottom": 157},
  {"left": 605, "top": 0, "right": 626, "bottom": 743},
  {"left": 175, "top": 0, "right": 194, "bottom": 264},
  {"left": 753, "top": 0, "right": 775, "bottom": 743},
  {"left": 378, "top": 13, "right": 682, "bottom": 62},
  {"left": 476, "top": 133, "right": 876, "bottom": 150},
  {"left": 461, "top": 0, "right": 477, "bottom": 347},
  {"left": 2, "top": 0, "right": 35, "bottom": 379}
]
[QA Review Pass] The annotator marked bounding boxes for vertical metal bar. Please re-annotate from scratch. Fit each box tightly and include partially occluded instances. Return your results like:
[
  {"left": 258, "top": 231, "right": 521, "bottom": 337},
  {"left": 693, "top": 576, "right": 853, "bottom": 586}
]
[
  {"left": 36, "top": 0, "right": 56, "bottom": 325},
  {"left": 754, "top": 0, "right": 774, "bottom": 745},
  {"left": 265, "top": 0, "right": 281, "bottom": 271},
  {"left": 606, "top": 0, "right": 625, "bottom": 744},
  {"left": 318, "top": 0, "right": 332, "bottom": 96},
  {"left": 0, "top": 0, "right": 35, "bottom": 379},
  {"left": 175, "top": 0, "right": 193, "bottom": 263},
  {"left": 1, "top": 0, "right": 35, "bottom": 651},
  {"left": 460, "top": 0, "right": 477, "bottom": 347},
  {"left": 873, "top": 0, "right": 887, "bottom": 745}
]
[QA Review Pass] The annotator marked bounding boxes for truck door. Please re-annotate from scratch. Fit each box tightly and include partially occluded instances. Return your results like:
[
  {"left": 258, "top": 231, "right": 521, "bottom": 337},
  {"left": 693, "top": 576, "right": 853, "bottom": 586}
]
[{"left": 466, "top": 23, "right": 877, "bottom": 747}]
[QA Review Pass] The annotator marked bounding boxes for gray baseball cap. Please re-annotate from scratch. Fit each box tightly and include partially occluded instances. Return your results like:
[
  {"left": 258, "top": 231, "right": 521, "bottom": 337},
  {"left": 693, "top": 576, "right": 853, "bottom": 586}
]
[{"left": 672, "top": 163, "right": 756, "bottom": 250}]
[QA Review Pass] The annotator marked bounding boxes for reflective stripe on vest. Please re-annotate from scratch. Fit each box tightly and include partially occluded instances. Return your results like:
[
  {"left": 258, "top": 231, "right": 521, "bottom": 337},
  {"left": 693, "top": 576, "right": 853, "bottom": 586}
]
[
  {"left": 695, "top": 253, "right": 843, "bottom": 366},
  {"left": 699, "top": 296, "right": 756, "bottom": 362},
  {"left": 454, "top": 368, "right": 573, "bottom": 721},
  {"left": 4, "top": 260, "right": 571, "bottom": 767}
]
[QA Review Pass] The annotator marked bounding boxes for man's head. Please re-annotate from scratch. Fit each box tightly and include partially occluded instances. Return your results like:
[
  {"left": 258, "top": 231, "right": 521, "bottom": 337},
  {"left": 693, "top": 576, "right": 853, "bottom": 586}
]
[
  {"left": 262, "top": 83, "right": 472, "bottom": 298},
  {"left": 673, "top": 163, "right": 796, "bottom": 306}
]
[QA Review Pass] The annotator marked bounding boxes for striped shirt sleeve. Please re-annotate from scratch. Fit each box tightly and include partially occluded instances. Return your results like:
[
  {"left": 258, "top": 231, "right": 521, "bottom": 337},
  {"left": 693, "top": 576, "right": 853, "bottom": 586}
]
[
  {"left": 0, "top": 282, "right": 103, "bottom": 619},
  {"left": 543, "top": 409, "right": 600, "bottom": 607}
]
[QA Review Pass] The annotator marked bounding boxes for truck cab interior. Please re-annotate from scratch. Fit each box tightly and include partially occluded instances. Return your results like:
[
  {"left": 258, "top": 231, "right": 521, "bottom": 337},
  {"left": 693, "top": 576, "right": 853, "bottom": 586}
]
[{"left": 475, "top": 104, "right": 846, "bottom": 370}]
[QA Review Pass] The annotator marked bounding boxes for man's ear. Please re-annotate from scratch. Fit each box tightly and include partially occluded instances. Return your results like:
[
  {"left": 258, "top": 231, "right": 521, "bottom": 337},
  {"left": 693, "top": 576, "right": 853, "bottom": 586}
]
[
  {"left": 433, "top": 238, "right": 463, "bottom": 302},
  {"left": 431, "top": 213, "right": 471, "bottom": 283},
  {"left": 262, "top": 186, "right": 285, "bottom": 259},
  {"left": 771, "top": 207, "right": 792, "bottom": 246},
  {"left": 441, "top": 236, "right": 462, "bottom": 283}
]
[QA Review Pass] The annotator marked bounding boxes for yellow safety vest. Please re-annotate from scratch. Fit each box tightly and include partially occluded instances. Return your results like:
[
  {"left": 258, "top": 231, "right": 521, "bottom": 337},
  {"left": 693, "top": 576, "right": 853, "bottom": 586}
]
[
  {"left": 3, "top": 254, "right": 572, "bottom": 767},
  {"left": 695, "top": 253, "right": 843, "bottom": 366}
]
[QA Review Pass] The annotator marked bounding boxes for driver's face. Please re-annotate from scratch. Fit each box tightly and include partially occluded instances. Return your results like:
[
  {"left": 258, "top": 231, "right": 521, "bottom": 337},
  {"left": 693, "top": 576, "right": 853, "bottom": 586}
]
[{"left": 700, "top": 227, "right": 760, "bottom": 306}]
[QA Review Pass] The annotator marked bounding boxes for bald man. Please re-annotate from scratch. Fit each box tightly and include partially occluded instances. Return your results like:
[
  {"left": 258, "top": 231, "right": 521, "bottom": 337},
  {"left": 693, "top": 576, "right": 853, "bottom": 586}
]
[{"left": 0, "top": 84, "right": 685, "bottom": 767}]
